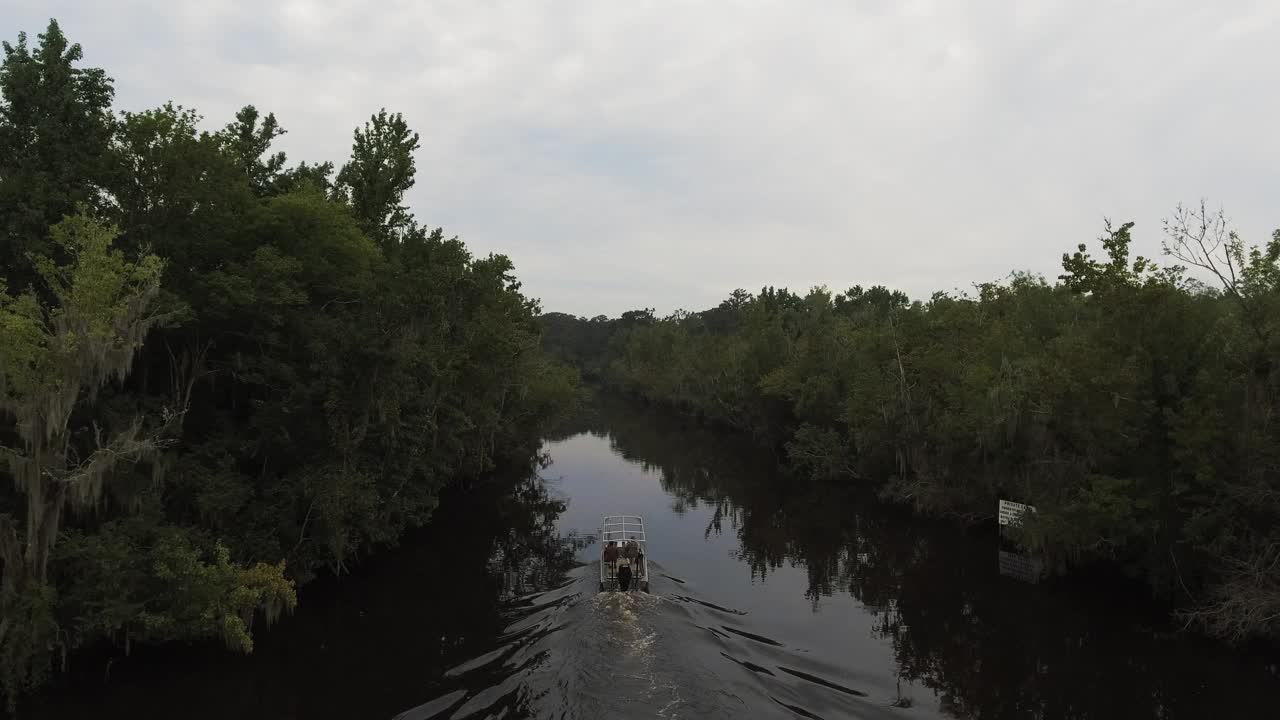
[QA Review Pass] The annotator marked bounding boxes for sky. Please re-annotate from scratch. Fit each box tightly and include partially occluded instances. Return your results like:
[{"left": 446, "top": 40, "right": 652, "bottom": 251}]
[{"left": 5, "top": 1, "right": 1278, "bottom": 318}]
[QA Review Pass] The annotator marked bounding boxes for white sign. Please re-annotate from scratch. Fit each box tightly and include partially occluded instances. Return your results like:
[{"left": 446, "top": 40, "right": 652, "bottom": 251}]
[{"left": 998, "top": 499, "right": 1036, "bottom": 527}]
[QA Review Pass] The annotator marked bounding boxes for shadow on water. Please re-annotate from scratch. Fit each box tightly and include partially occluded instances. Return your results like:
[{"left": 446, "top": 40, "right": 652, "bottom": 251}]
[
  {"left": 25, "top": 393, "right": 1280, "bottom": 719},
  {"left": 20, "top": 466, "right": 577, "bottom": 720}
]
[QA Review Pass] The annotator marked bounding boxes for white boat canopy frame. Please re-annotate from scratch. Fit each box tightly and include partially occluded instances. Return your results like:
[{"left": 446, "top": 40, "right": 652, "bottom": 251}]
[{"left": 601, "top": 515, "right": 645, "bottom": 543}]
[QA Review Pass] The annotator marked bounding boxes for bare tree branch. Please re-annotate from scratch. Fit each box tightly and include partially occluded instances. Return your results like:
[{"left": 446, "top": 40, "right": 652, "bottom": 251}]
[{"left": 1162, "top": 200, "right": 1268, "bottom": 343}]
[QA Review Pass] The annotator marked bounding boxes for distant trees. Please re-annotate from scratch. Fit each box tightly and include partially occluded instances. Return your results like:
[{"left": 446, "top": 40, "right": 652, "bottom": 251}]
[
  {"left": 539, "top": 313, "right": 621, "bottom": 380},
  {"left": 592, "top": 214, "right": 1280, "bottom": 643},
  {"left": 0, "top": 19, "right": 578, "bottom": 705}
]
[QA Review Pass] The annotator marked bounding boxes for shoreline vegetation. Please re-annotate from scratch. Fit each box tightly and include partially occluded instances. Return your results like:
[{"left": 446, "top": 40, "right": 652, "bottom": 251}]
[
  {"left": 0, "top": 20, "right": 579, "bottom": 708},
  {"left": 541, "top": 214, "right": 1280, "bottom": 646}
]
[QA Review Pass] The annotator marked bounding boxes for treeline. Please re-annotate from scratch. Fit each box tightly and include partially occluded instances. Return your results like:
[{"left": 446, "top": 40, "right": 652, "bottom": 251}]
[
  {"left": 539, "top": 309, "right": 656, "bottom": 381},
  {"left": 0, "top": 20, "right": 578, "bottom": 704},
  {"left": 548, "top": 214, "right": 1280, "bottom": 642}
]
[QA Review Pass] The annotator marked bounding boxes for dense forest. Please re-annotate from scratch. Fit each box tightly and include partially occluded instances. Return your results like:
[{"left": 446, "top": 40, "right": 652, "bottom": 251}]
[
  {"left": 0, "top": 20, "right": 578, "bottom": 706},
  {"left": 543, "top": 217, "right": 1280, "bottom": 643}
]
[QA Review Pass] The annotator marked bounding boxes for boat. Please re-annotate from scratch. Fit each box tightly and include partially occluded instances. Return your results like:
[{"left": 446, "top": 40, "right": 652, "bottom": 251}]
[{"left": 598, "top": 515, "right": 649, "bottom": 592}]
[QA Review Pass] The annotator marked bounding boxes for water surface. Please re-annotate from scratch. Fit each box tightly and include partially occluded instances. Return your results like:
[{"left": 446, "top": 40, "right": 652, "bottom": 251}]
[{"left": 404, "top": 397, "right": 1280, "bottom": 719}]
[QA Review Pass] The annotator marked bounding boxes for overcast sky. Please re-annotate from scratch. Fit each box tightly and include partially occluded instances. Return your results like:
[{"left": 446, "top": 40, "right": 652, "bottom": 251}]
[{"left": 6, "top": 1, "right": 1278, "bottom": 317}]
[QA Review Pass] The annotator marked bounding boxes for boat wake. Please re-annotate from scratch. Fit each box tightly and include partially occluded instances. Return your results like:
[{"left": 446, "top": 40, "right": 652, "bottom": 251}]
[{"left": 392, "top": 562, "right": 914, "bottom": 720}]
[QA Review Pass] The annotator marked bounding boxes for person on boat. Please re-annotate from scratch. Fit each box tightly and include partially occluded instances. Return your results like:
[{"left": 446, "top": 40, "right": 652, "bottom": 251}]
[
  {"left": 617, "top": 563, "right": 633, "bottom": 592},
  {"left": 635, "top": 547, "right": 645, "bottom": 578},
  {"left": 623, "top": 539, "right": 638, "bottom": 564},
  {"left": 604, "top": 541, "right": 619, "bottom": 571}
]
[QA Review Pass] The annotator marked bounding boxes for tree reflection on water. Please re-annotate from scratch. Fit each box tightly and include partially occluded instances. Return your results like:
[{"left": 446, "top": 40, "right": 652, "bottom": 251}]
[{"left": 573, "top": 392, "right": 1280, "bottom": 720}]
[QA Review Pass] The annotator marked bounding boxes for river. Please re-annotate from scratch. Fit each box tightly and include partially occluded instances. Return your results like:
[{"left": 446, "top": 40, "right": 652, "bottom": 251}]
[{"left": 25, "top": 394, "right": 1280, "bottom": 719}]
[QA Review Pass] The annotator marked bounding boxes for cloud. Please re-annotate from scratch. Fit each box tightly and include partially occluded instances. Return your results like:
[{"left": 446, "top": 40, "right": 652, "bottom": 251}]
[{"left": 6, "top": 0, "right": 1279, "bottom": 316}]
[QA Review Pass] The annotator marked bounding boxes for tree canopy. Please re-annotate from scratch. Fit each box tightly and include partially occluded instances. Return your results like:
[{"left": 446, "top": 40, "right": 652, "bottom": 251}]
[
  {"left": 0, "top": 19, "right": 579, "bottom": 707},
  {"left": 555, "top": 212, "right": 1280, "bottom": 644}
]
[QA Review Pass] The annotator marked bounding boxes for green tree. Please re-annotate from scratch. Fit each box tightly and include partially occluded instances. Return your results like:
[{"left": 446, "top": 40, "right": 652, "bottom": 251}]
[
  {"left": 219, "top": 105, "right": 287, "bottom": 196},
  {"left": 335, "top": 108, "right": 421, "bottom": 246},
  {"left": 0, "top": 20, "right": 116, "bottom": 291},
  {"left": 0, "top": 212, "right": 166, "bottom": 698}
]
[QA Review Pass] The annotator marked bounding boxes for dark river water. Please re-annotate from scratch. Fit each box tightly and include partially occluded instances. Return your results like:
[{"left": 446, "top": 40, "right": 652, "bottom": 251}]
[{"left": 24, "top": 394, "right": 1280, "bottom": 719}]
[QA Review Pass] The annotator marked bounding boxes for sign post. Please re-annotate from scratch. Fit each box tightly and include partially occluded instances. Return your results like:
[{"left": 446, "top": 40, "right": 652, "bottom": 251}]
[
  {"left": 998, "top": 499, "right": 1035, "bottom": 530},
  {"left": 997, "top": 498, "right": 1044, "bottom": 582}
]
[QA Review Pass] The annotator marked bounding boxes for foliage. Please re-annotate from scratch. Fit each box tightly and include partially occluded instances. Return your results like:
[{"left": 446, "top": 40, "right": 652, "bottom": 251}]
[
  {"left": 0, "top": 20, "right": 116, "bottom": 294},
  {"left": 588, "top": 218, "right": 1280, "bottom": 643},
  {"left": 0, "top": 210, "right": 169, "bottom": 711},
  {"left": 56, "top": 506, "right": 296, "bottom": 655},
  {"left": 0, "top": 19, "right": 578, "bottom": 706},
  {"left": 335, "top": 109, "right": 420, "bottom": 246}
]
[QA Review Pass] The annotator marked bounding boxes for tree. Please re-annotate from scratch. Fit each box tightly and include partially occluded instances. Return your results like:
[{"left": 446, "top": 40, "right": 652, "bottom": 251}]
[
  {"left": 1162, "top": 200, "right": 1279, "bottom": 345},
  {"left": 1160, "top": 203, "right": 1280, "bottom": 641},
  {"left": 219, "top": 105, "right": 287, "bottom": 196},
  {"left": 335, "top": 108, "right": 421, "bottom": 246},
  {"left": 274, "top": 160, "right": 336, "bottom": 196},
  {"left": 1059, "top": 220, "right": 1155, "bottom": 294},
  {"left": 0, "top": 20, "right": 116, "bottom": 292},
  {"left": 0, "top": 212, "right": 166, "bottom": 697}
]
